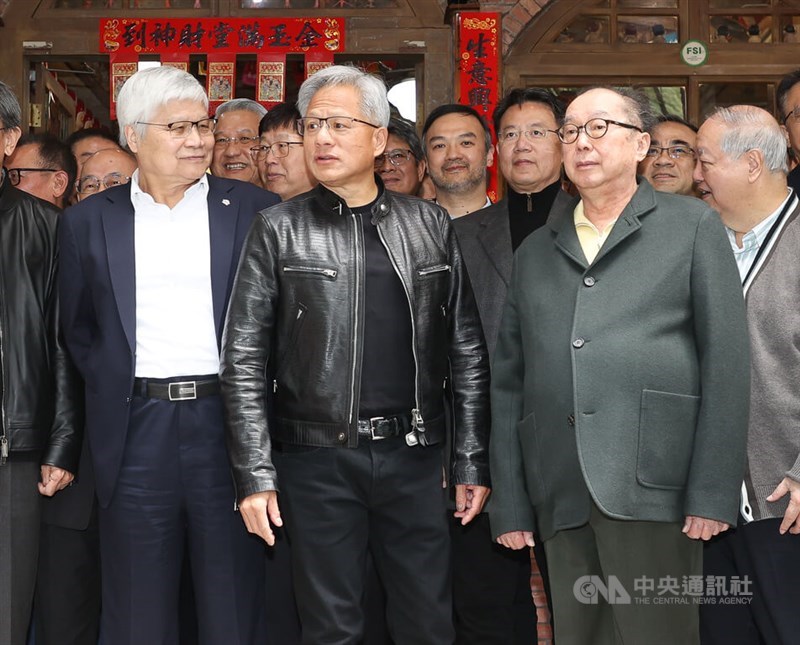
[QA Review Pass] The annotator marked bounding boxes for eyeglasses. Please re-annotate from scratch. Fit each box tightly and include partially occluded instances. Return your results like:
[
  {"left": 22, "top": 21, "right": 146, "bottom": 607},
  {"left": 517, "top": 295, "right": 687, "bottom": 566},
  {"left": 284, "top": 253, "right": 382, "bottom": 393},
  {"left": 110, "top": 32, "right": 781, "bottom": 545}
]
[
  {"left": 557, "top": 118, "right": 643, "bottom": 144},
  {"left": 250, "top": 141, "right": 303, "bottom": 160},
  {"left": 76, "top": 172, "right": 132, "bottom": 195},
  {"left": 783, "top": 106, "right": 800, "bottom": 125},
  {"left": 135, "top": 118, "right": 216, "bottom": 138},
  {"left": 5, "top": 167, "right": 57, "bottom": 186},
  {"left": 214, "top": 134, "right": 260, "bottom": 148},
  {"left": 645, "top": 145, "right": 695, "bottom": 160},
  {"left": 498, "top": 128, "right": 558, "bottom": 145},
  {"left": 296, "top": 116, "right": 379, "bottom": 137},
  {"left": 374, "top": 149, "right": 415, "bottom": 168}
]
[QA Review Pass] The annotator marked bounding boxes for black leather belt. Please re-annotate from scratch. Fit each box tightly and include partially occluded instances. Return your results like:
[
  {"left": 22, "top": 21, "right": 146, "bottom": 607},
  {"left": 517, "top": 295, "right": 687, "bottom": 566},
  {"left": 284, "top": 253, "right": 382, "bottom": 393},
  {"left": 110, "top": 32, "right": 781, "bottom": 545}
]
[
  {"left": 133, "top": 376, "right": 220, "bottom": 402},
  {"left": 357, "top": 414, "right": 412, "bottom": 440}
]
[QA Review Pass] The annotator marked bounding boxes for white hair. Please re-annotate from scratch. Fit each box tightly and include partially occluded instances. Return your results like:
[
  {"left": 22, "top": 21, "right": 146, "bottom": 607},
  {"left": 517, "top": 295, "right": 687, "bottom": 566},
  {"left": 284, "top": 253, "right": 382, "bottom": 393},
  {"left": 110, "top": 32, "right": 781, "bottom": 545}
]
[
  {"left": 711, "top": 105, "right": 789, "bottom": 175},
  {"left": 297, "top": 65, "right": 390, "bottom": 127}
]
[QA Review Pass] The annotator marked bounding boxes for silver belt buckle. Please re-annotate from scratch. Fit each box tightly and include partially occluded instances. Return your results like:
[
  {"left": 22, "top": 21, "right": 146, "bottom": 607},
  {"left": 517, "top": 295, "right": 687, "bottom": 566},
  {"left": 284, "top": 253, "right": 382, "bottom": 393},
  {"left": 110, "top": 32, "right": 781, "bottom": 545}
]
[
  {"left": 369, "top": 416, "right": 387, "bottom": 440},
  {"left": 168, "top": 381, "right": 197, "bottom": 401}
]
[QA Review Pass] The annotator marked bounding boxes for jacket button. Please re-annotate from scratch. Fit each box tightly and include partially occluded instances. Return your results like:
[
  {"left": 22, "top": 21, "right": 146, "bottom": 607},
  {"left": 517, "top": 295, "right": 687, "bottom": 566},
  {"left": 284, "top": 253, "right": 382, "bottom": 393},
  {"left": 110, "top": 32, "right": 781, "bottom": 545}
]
[
  {"left": 584, "top": 276, "right": 596, "bottom": 287},
  {"left": 337, "top": 432, "right": 347, "bottom": 442},
  {"left": 572, "top": 338, "right": 585, "bottom": 349},
  {"left": 567, "top": 414, "right": 575, "bottom": 427}
]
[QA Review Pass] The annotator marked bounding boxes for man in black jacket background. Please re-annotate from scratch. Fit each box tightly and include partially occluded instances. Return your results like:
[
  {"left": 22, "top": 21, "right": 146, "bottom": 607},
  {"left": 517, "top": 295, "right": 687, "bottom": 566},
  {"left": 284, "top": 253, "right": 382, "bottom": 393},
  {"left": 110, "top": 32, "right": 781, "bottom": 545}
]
[
  {"left": 221, "top": 64, "right": 491, "bottom": 645},
  {"left": 0, "top": 80, "right": 82, "bottom": 645}
]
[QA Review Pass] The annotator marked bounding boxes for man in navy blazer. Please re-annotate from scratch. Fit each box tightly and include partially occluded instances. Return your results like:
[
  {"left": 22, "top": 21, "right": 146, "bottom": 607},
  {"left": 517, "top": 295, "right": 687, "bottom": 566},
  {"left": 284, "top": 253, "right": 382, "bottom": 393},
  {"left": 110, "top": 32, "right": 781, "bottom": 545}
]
[{"left": 59, "top": 66, "right": 279, "bottom": 644}]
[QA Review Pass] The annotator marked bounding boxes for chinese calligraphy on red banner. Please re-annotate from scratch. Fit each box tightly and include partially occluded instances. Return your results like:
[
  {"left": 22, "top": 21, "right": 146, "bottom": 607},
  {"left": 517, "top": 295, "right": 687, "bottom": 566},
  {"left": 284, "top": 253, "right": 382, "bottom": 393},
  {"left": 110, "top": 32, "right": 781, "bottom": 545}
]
[
  {"left": 456, "top": 12, "right": 501, "bottom": 201},
  {"left": 100, "top": 17, "right": 345, "bottom": 55}
]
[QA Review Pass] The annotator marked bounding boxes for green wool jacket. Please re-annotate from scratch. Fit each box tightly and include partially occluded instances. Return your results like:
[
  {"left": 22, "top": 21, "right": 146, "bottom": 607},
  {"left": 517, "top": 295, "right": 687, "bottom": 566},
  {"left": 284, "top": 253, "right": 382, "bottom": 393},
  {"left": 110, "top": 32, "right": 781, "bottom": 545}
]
[{"left": 489, "top": 180, "right": 751, "bottom": 542}]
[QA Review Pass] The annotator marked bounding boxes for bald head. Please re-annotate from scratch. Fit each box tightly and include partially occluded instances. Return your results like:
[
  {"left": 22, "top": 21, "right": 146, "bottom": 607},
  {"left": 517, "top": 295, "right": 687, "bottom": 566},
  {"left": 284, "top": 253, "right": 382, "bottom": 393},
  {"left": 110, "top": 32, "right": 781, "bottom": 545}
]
[
  {"left": 694, "top": 105, "right": 789, "bottom": 234},
  {"left": 76, "top": 148, "right": 137, "bottom": 201}
]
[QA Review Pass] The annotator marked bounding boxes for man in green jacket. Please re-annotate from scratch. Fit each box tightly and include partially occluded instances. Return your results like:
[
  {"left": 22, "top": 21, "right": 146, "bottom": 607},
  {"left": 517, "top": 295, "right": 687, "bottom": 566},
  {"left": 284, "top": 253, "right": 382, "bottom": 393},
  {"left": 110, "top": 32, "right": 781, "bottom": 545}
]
[{"left": 489, "top": 87, "right": 750, "bottom": 645}]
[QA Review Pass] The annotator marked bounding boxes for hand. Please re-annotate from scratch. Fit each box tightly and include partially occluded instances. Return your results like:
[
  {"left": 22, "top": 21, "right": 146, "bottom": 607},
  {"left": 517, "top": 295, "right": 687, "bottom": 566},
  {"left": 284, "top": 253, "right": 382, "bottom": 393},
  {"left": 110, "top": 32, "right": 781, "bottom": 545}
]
[
  {"left": 238, "top": 490, "right": 283, "bottom": 546},
  {"left": 766, "top": 476, "right": 800, "bottom": 535},
  {"left": 496, "top": 530, "right": 535, "bottom": 550},
  {"left": 682, "top": 515, "right": 729, "bottom": 540},
  {"left": 454, "top": 484, "right": 490, "bottom": 525},
  {"left": 38, "top": 465, "right": 74, "bottom": 497}
]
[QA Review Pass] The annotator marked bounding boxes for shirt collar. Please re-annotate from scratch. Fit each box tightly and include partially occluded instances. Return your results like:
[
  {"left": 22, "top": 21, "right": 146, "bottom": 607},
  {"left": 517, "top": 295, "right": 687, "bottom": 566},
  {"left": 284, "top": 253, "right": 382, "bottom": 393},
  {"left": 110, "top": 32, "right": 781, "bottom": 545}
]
[
  {"left": 130, "top": 169, "right": 209, "bottom": 208},
  {"left": 725, "top": 188, "right": 792, "bottom": 251}
]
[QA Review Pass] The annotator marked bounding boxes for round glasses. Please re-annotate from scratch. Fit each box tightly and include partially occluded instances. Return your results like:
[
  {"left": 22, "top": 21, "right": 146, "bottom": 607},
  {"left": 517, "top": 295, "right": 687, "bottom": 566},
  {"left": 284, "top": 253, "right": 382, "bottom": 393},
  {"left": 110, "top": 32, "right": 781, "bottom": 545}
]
[
  {"left": 5, "top": 167, "right": 57, "bottom": 186},
  {"left": 250, "top": 142, "right": 303, "bottom": 160},
  {"left": 645, "top": 145, "right": 695, "bottom": 160},
  {"left": 374, "top": 149, "right": 415, "bottom": 168},
  {"left": 557, "top": 118, "right": 643, "bottom": 144},
  {"left": 135, "top": 118, "right": 216, "bottom": 139},
  {"left": 76, "top": 172, "right": 132, "bottom": 195}
]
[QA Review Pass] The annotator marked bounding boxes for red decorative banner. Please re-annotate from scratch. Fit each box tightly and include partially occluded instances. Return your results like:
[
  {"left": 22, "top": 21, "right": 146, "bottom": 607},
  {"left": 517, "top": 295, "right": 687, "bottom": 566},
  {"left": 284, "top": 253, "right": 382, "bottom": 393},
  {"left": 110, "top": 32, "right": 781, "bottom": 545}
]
[
  {"left": 456, "top": 12, "right": 501, "bottom": 202},
  {"left": 256, "top": 54, "right": 286, "bottom": 107},
  {"left": 109, "top": 52, "right": 138, "bottom": 121},
  {"left": 305, "top": 51, "right": 334, "bottom": 78},
  {"left": 207, "top": 54, "right": 236, "bottom": 114},
  {"left": 100, "top": 18, "right": 345, "bottom": 55}
]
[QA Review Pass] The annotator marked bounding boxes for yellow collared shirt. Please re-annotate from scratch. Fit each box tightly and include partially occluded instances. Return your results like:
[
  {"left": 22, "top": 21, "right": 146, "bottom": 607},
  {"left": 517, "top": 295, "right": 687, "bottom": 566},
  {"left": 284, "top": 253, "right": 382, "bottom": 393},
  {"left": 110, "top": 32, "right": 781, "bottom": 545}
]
[{"left": 574, "top": 200, "right": 618, "bottom": 264}]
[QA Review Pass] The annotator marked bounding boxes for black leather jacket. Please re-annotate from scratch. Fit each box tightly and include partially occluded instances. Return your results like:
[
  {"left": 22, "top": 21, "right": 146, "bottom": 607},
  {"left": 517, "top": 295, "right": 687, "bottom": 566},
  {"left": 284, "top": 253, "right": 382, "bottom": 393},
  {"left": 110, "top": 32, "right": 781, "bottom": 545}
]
[
  {"left": 221, "top": 182, "right": 490, "bottom": 499},
  {"left": 0, "top": 178, "right": 82, "bottom": 471}
]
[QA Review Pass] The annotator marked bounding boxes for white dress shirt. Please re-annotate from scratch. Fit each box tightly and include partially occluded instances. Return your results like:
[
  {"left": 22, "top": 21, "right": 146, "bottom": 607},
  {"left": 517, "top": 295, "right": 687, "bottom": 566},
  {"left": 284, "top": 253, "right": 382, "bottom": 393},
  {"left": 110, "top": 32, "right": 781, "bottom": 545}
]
[{"left": 131, "top": 171, "right": 220, "bottom": 377}]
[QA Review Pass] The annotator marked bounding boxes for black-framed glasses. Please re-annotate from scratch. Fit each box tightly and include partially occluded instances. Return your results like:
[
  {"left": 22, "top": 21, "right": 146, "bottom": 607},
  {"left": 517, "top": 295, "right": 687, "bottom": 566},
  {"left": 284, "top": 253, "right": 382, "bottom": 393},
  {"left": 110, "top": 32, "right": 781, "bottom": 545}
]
[
  {"left": 214, "top": 134, "right": 260, "bottom": 148},
  {"left": 135, "top": 118, "right": 217, "bottom": 139},
  {"left": 783, "top": 106, "right": 800, "bottom": 125},
  {"left": 76, "top": 172, "right": 132, "bottom": 195},
  {"left": 645, "top": 145, "right": 695, "bottom": 160},
  {"left": 296, "top": 116, "right": 379, "bottom": 137},
  {"left": 557, "top": 118, "right": 643, "bottom": 144},
  {"left": 374, "top": 149, "right": 415, "bottom": 168},
  {"left": 5, "top": 167, "right": 57, "bottom": 186},
  {"left": 498, "top": 128, "right": 558, "bottom": 144},
  {"left": 250, "top": 141, "right": 303, "bottom": 160}
]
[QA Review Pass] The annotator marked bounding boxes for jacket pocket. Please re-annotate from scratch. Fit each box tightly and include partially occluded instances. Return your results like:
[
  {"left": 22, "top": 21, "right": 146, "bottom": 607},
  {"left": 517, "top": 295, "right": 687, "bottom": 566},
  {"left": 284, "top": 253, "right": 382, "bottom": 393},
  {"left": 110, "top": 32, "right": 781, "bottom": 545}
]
[
  {"left": 417, "top": 263, "right": 451, "bottom": 277},
  {"left": 636, "top": 389, "right": 700, "bottom": 490},
  {"left": 282, "top": 265, "right": 338, "bottom": 280},
  {"left": 275, "top": 303, "right": 307, "bottom": 382}
]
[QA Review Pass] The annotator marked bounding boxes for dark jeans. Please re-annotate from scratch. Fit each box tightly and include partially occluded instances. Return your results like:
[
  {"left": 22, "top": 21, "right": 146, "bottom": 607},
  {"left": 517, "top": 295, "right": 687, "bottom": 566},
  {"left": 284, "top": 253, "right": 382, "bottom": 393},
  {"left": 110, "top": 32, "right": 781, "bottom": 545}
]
[{"left": 275, "top": 436, "right": 454, "bottom": 645}]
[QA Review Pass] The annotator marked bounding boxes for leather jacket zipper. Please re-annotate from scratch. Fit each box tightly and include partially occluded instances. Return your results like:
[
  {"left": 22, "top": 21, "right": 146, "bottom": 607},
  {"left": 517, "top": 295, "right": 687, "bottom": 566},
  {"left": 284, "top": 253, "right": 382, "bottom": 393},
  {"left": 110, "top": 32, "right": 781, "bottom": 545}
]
[
  {"left": 417, "top": 264, "right": 451, "bottom": 276},
  {"left": 283, "top": 265, "right": 338, "bottom": 279},
  {"left": 376, "top": 221, "right": 423, "bottom": 446},
  {"left": 348, "top": 205, "right": 363, "bottom": 426}
]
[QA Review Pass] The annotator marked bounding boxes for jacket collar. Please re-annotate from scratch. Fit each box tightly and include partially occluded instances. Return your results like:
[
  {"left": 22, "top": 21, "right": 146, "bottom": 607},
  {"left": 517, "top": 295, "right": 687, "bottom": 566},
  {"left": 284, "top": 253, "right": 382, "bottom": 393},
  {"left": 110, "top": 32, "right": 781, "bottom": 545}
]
[
  {"left": 312, "top": 174, "right": 391, "bottom": 221},
  {"left": 547, "top": 177, "right": 656, "bottom": 268}
]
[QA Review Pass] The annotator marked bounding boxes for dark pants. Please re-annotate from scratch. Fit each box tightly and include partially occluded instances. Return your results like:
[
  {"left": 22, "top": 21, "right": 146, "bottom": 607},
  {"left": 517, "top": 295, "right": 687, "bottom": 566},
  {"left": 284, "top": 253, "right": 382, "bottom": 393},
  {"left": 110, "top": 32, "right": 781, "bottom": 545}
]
[
  {"left": 275, "top": 435, "right": 454, "bottom": 645},
  {"left": 701, "top": 518, "right": 800, "bottom": 645},
  {"left": 544, "top": 503, "right": 701, "bottom": 645},
  {"left": 450, "top": 513, "right": 538, "bottom": 644},
  {"left": 98, "top": 393, "right": 267, "bottom": 645},
  {"left": 34, "top": 508, "right": 101, "bottom": 645},
  {"left": 0, "top": 457, "right": 41, "bottom": 645}
]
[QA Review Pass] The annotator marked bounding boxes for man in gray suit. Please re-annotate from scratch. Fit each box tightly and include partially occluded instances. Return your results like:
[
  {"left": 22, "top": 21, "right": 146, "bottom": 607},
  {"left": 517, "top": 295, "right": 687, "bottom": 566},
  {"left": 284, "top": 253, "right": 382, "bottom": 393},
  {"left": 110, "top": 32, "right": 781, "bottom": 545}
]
[
  {"left": 694, "top": 105, "right": 800, "bottom": 645},
  {"left": 490, "top": 87, "right": 750, "bottom": 645},
  {"left": 450, "top": 87, "right": 566, "bottom": 644}
]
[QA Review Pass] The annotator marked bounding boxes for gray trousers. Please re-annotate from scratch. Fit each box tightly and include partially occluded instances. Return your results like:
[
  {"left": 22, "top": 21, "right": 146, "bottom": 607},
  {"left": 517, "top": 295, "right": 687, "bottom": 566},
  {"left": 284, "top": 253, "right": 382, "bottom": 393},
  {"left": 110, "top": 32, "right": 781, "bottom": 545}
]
[
  {"left": 544, "top": 503, "right": 702, "bottom": 645},
  {"left": 0, "top": 458, "right": 42, "bottom": 645}
]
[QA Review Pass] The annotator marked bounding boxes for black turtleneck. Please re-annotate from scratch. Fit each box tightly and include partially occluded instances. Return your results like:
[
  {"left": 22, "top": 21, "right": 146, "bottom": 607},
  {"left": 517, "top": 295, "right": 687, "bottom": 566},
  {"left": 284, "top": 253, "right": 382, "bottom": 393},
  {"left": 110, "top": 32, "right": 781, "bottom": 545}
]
[{"left": 507, "top": 179, "right": 561, "bottom": 251}]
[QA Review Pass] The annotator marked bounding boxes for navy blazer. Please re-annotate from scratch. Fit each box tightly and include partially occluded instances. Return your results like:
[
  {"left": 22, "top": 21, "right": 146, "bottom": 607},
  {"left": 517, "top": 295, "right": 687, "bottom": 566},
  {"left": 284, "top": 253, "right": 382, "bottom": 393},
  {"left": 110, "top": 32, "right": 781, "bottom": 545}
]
[{"left": 59, "top": 175, "right": 279, "bottom": 507}]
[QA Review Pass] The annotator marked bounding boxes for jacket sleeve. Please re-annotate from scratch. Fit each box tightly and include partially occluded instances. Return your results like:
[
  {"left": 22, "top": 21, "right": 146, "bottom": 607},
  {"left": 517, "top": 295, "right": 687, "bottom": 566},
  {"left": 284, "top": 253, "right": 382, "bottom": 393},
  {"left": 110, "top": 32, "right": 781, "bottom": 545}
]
[
  {"left": 219, "top": 212, "right": 279, "bottom": 500},
  {"left": 44, "top": 213, "right": 84, "bottom": 473},
  {"left": 443, "top": 215, "right": 491, "bottom": 488},
  {"left": 683, "top": 207, "right": 751, "bottom": 525},
  {"left": 488, "top": 254, "right": 536, "bottom": 539}
]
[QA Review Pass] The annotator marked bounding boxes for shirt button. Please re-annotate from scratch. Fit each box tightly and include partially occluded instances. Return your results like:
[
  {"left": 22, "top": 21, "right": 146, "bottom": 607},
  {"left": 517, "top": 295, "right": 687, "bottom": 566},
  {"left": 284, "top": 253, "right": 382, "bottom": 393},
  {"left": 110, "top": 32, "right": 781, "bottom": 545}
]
[
  {"left": 584, "top": 276, "right": 596, "bottom": 287},
  {"left": 337, "top": 432, "right": 347, "bottom": 443},
  {"left": 572, "top": 338, "right": 585, "bottom": 349}
]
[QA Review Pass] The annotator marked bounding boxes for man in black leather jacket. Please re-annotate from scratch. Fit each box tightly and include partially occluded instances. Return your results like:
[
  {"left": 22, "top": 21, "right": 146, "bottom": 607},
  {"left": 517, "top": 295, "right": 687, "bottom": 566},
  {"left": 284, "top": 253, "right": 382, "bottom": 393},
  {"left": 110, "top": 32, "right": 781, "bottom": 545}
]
[
  {"left": 221, "top": 65, "right": 490, "bottom": 644},
  {"left": 0, "top": 80, "right": 82, "bottom": 645}
]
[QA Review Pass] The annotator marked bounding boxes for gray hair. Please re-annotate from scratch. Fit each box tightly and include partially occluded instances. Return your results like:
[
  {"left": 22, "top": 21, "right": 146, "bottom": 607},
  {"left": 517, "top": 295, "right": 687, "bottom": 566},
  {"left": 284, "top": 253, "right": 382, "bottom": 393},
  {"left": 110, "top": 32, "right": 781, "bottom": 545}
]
[
  {"left": 0, "top": 81, "right": 21, "bottom": 130},
  {"left": 215, "top": 98, "right": 267, "bottom": 119},
  {"left": 613, "top": 87, "right": 656, "bottom": 133},
  {"left": 116, "top": 66, "right": 208, "bottom": 149},
  {"left": 297, "top": 65, "right": 390, "bottom": 128},
  {"left": 710, "top": 105, "right": 789, "bottom": 175}
]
